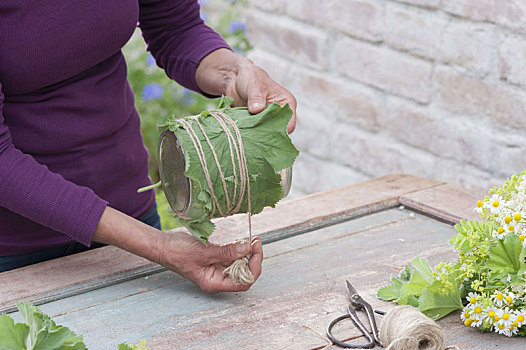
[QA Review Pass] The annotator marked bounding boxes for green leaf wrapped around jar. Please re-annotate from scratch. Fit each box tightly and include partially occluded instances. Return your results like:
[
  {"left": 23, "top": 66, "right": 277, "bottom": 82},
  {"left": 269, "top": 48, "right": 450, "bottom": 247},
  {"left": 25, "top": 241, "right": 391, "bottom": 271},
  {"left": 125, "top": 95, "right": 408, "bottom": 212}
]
[{"left": 158, "top": 96, "right": 299, "bottom": 243}]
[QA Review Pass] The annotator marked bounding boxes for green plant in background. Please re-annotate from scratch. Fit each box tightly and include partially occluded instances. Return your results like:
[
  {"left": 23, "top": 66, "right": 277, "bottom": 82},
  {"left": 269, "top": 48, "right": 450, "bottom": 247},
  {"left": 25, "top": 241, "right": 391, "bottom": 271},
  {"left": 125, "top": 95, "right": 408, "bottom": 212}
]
[
  {"left": 122, "top": 0, "right": 250, "bottom": 230},
  {"left": 378, "top": 170, "right": 526, "bottom": 337}
]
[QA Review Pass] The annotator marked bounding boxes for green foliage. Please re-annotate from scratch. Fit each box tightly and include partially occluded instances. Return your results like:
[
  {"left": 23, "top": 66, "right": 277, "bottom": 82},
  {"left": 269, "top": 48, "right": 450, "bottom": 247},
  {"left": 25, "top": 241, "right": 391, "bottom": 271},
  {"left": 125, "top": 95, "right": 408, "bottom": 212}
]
[
  {"left": 0, "top": 303, "right": 86, "bottom": 350},
  {"left": 122, "top": 0, "right": 251, "bottom": 229},
  {"left": 161, "top": 99, "right": 298, "bottom": 242},
  {"left": 419, "top": 279, "right": 463, "bottom": 320},
  {"left": 0, "top": 303, "right": 148, "bottom": 350},
  {"left": 486, "top": 234, "right": 526, "bottom": 283},
  {"left": 378, "top": 170, "right": 526, "bottom": 337},
  {"left": 377, "top": 265, "right": 412, "bottom": 301}
]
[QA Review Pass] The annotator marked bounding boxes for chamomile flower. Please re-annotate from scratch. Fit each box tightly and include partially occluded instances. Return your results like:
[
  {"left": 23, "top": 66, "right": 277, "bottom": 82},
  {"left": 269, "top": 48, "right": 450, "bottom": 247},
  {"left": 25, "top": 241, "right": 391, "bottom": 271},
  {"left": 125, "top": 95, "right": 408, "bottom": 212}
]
[
  {"left": 504, "top": 291, "right": 515, "bottom": 306},
  {"left": 466, "top": 292, "right": 480, "bottom": 305},
  {"left": 495, "top": 307, "right": 514, "bottom": 328},
  {"left": 493, "top": 226, "right": 507, "bottom": 240},
  {"left": 489, "top": 194, "right": 503, "bottom": 215},
  {"left": 514, "top": 309, "right": 526, "bottom": 327},
  {"left": 483, "top": 306, "right": 498, "bottom": 324},
  {"left": 494, "top": 321, "right": 510, "bottom": 336},
  {"left": 474, "top": 200, "right": 484, "bottom": 215},
  {"left": 491, "top": 290, "right": 506, "bottom": 307}
]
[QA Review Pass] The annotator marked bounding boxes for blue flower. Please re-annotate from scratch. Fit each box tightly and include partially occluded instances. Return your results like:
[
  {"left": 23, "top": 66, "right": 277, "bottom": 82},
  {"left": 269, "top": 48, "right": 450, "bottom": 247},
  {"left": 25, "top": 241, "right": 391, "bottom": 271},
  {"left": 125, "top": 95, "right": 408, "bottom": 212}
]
[
  {"left": 143, "top": 83, "right": 164, "bottom": 101},
  {"left": 146, "top": 53, "right": 156, "bottom": 67},
  {"left": 229, "top": 20, "right": 246, "bottom": 34},
  {"left": 181, "top": 88, "right": 195, "bottom": 106}
]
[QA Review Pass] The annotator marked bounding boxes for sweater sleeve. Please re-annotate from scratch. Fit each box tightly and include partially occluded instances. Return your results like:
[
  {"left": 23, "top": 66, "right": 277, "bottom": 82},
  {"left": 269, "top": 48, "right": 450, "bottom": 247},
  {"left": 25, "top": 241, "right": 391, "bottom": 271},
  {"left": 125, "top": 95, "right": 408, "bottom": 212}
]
[
  {"left": 0, "top": 83, "right": 108, "bottom": 246},
  {"left": 138, "top": 0, "right": 232, "bottom": 93}
]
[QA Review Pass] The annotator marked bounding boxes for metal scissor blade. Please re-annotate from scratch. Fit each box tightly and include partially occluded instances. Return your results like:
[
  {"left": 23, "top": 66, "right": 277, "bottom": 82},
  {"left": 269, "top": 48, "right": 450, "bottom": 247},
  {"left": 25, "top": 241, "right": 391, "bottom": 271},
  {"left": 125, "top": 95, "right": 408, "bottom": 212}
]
[{"left": 345, "top": 280, "right": 359, "bottom": 298}]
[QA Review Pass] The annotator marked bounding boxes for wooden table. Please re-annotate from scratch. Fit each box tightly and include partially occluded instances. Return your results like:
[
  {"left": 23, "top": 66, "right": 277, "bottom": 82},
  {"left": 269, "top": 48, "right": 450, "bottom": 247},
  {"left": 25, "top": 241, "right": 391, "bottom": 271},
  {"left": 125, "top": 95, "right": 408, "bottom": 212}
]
[{"left": 1, "top": 174, "right": 525, "bottom": 349}]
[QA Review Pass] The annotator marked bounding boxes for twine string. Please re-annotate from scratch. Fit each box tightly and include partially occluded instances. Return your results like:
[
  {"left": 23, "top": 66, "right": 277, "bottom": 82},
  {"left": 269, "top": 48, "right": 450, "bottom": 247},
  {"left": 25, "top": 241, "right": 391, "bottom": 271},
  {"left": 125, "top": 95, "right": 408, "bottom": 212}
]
[
  {"left": 379, "top": 306, "right": 459, "bottom": 350},
  {"left": 178, "top": 111, "right": 254, "bottom": 285}
]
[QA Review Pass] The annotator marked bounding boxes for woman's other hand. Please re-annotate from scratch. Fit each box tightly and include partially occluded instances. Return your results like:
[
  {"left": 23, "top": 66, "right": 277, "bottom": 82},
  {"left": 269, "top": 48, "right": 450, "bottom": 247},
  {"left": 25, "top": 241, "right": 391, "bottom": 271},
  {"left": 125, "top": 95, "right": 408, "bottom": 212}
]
[{"left": 196, "top": 48, "right": 297, "bottom": 133}]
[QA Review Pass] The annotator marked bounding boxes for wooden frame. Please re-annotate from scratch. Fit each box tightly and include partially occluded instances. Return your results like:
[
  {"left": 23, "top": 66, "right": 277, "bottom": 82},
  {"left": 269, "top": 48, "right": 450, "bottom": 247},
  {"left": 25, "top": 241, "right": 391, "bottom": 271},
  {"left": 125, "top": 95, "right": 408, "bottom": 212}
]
[{"left": 0, "top": 174, "right": 482, "bottom": 314}]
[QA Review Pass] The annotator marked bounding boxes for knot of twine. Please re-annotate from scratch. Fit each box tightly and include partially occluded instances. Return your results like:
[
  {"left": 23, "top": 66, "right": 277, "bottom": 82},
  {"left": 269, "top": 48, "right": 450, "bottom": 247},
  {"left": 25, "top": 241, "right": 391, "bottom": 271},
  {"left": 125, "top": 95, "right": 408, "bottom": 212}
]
[
  {"left": 178, "top": 111, "right": 254, "bottom": 285},
  {"left": 379, "top": 306, "right": 459, "bottom": 350}
]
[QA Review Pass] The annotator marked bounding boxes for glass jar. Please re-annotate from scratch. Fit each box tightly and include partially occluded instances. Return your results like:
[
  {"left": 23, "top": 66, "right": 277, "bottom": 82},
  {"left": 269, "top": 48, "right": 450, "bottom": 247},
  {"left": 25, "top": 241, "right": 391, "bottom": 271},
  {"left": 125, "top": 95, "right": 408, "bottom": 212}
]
[{"left": 158, "top": 130, "right": 292, "bottom": 220}]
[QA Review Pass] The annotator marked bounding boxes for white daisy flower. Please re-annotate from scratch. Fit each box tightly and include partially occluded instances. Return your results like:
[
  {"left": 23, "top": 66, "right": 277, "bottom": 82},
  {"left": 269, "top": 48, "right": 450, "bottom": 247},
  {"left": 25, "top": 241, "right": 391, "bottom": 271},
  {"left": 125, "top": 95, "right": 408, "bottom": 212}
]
[
  {"left": 514, "top": 309, "right": 525, "bottom": 327},
  {"left": 466, "top": 292, "right": 479, "bottom": 305},
  {"left": 489, "top": 194, "right": 503, "bottom": 215},
  {"left": 483, "top": 306, "right": 498, "bottom": 324},
  {"left": 496, "top": 307, "right": 514, "bottom": 328},
  {"left": 492, "top": 290, "right": 506, "bottom": 307}
]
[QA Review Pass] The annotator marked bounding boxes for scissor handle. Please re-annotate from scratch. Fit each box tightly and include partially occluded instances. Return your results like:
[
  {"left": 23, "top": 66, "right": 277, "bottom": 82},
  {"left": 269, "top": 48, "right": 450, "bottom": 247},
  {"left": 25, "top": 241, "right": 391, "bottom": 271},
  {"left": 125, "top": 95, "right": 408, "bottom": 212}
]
[
  {"left": 326, "top": 314, "right": 375, "bottom": 349},
  {"left": 350, "top": 297, "right": 382, "bottom": 346}
]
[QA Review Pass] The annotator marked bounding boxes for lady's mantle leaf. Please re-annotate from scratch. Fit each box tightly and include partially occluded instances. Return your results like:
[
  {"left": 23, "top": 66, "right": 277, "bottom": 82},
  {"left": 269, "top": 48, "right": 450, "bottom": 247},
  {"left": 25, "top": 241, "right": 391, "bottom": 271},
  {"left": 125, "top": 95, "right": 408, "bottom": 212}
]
[
  {"left": 18, "top": 302, "right": 86, "bottom": 350},
  {"left": 418, "top": 280, "right": 463, "bottom": 320},
  {"left": 0, "top": 314, "right": 29, "bottom": 350},
  {"left": 486, "top": 233, "right": 526, "bottom": 282}
]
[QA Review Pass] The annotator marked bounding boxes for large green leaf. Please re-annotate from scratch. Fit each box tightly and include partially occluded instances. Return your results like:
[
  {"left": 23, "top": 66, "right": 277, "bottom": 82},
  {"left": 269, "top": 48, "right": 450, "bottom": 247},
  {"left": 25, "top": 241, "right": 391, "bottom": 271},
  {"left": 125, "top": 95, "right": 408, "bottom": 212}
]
[
  {"left": 166, "top": 102, "right": 298, "bottom": 242},
  {"left": 419, "top": 280, "right": 463, "bottom": 320},
  {"left": 0, "top": 314, "right": 29, "bottom": 350},
  {"left": 486, "top": 234, "right": 526, "bottom": 282},
  {"left": 18, "top": 303, "right": 86, "bottom": 350},
  {"left": 377, "top": 265, "right": 412, "bottom": 301}
]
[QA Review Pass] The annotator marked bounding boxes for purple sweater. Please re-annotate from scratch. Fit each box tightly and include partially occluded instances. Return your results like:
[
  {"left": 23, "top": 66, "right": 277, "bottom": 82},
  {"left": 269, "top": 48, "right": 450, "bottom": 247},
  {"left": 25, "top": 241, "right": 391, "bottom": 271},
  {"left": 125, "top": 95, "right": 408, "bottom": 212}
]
[{"left": 0, "top": 0, "right": 229, "bottom": 255}]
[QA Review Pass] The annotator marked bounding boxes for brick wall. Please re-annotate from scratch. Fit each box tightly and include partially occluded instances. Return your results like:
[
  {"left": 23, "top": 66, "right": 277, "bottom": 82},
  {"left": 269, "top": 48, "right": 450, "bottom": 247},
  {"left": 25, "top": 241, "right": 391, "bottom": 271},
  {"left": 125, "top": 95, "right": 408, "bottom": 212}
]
[{"left": 245, "top": 0, "right": 526, "bottom": 197}]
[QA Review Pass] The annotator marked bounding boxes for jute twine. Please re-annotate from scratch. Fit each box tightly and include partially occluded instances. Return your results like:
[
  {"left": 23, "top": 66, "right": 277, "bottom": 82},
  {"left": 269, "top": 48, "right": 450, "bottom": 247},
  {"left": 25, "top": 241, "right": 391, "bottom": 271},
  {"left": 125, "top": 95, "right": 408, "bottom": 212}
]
[
  {"left": 178, "top": 111, "right": 254, "bottom": 285},
  {"left": 379, "top": 306, "right": 459, "bottom": 350}
]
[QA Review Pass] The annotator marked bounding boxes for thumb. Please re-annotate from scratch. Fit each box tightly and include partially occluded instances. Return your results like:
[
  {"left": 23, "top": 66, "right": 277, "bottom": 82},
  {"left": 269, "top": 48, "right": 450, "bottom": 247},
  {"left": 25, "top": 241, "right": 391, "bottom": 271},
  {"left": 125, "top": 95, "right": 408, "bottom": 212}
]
[
  {"left": 205, "top": 241, "right": 251, "bottom": 264},
  {"left": 247, "top": 89, "right": 266, "bottom": 114}
]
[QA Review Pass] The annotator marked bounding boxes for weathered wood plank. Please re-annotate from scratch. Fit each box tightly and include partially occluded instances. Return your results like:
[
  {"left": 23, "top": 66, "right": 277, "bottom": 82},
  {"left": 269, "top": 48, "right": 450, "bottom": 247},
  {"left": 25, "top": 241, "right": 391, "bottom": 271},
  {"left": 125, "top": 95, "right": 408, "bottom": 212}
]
[
  {"left": 0, "top": 174, "right": 442, "bottom": 312},
  {"left": 399, "top": 183, "right": 487, "bottom": 224},
  {"left": 7, "top": 209, "right": 464, "bottom": 349}
]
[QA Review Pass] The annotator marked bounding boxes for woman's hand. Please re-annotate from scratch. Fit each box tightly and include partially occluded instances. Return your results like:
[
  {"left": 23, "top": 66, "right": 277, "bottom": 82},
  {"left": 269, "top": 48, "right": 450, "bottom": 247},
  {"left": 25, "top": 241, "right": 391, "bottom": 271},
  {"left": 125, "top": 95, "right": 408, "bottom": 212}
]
[
  {"left": 158, "top": 232, "right": 263, "bottom": 293},
  {"left": 93, "top": 206, "right": 263, "bottom": 293},
  {"left": 196, "top": 48, "right": 297, "bottom": 133}
]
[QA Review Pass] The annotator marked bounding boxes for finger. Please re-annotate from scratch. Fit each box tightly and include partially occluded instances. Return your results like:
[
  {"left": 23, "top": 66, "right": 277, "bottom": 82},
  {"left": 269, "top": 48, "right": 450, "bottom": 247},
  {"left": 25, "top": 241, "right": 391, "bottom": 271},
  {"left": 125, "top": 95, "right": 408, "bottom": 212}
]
[
  {"left": 204, "top": 240, "right": 251, "bottom": 265},
  {"left": 249, "top": 237, "right": 263, "bottom": 281},
  {"left": 247, "top": 85, "right": 267, "bottom": 115},
  {"left": 287, "top": 96, "right": 297, "bottom": 134},
  {"left": 201, "top": 268, "right": 252, "bottom": 293}
]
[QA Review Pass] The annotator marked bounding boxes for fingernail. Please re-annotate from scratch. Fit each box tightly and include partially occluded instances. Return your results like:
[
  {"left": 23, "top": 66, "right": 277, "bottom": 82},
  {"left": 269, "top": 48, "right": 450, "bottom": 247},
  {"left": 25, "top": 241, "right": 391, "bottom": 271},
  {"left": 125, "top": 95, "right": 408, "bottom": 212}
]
[
  {"left": 238, "top": 242, "right": 249, "bottom": 254},
  {"left": 251, "top": 102, "right": 264, "bottom": 109}
]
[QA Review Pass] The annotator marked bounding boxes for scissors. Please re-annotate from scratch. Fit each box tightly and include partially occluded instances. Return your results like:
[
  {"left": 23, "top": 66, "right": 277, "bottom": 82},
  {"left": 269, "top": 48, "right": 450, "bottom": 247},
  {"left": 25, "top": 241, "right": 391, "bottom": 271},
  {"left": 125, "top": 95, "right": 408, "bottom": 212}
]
[{"left": 326, "top": 281, "right": 385, "bottom": 349}]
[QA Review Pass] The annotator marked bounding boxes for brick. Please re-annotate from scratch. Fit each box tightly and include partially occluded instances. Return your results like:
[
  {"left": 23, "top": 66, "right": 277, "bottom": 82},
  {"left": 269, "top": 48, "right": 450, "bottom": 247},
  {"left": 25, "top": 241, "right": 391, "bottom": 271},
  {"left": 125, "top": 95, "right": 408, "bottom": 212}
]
[
  {"left": 393, "top": 0, "right": 441, "bottom": 9},
  {"left": 444, "top": 0, "right": 526, "bottom": 32},
  {"left": 291, "top": 106, "right": 335, "bottom": 159},
  {"left": 332, "top": 123, "right": 437, "bottom": 178},
  {"left": 443, "top": 0, "right": 495, "bottom": 21},
  {"left": 248, "top": 0, "right": 285, "bottom": 12},
  {"left": 385, "top": 4, "right": 444, "bottom": 58},
  {"left": 435, "top": 68, "right": 526, "bottom": 130},
  {"left": 247, "top": 49, "right": 294, "bottom": 87},
  {"left": 288, "top": 67, "right": 384, "bottom": 131},
  {"left": 292, "top": 152, "right": 369, "bottom": 194},
  {"left": 246, "top": 10, "right": 330, "bottom": 69},
  {"left": 382, "top": 98, "right": 494, "bottom": 169},
  {"left": 285, "top": 0, "right": 383, "bottom": 42},
  {"left": 437, "top": 22, "right": 494, "bottom": 74},
  {"left": 334, "top": 37, "right": 433, "bottom": 103},
  {"left": 385, "top": 5, "right": 493, "bottom": 73},
  {"left": 434, "top": 159, "right": 503, "bottom": 191},
  {"left": 498, "top": 35, "right": 526, "bottom": 87}
]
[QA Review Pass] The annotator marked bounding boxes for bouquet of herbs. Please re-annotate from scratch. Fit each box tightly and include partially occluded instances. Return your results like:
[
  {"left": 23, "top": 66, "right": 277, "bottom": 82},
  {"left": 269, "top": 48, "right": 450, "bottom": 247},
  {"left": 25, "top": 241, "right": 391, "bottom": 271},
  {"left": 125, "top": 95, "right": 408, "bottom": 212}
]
[{"left": 378, "top": 171, "right": 526, "bottom": 337}]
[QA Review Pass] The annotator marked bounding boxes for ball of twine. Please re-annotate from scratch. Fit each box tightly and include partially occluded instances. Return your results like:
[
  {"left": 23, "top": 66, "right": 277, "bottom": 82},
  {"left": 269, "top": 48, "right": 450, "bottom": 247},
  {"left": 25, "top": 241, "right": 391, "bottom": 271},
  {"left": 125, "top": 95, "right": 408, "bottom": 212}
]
[
  {"left": 223, "top": 255, "right": 254, "bottom": 285},
  {"left": 379, "top": 305, "right": 458, "bottom": 350}
]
